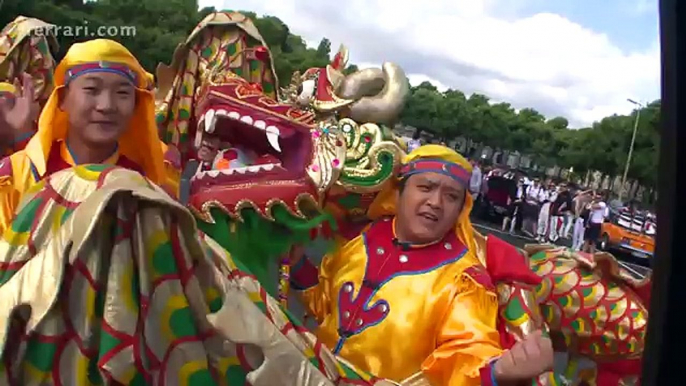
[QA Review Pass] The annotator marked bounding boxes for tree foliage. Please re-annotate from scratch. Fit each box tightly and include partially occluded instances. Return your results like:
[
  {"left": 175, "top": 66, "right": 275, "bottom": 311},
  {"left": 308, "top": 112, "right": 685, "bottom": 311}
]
[{"left": 0, "top": 0, "right": 660, "bottom": 190}]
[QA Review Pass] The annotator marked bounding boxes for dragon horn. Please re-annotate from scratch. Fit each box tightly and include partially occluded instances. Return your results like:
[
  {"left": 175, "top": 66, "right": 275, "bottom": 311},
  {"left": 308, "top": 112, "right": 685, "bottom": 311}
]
[{"left": 330, "top": 44, "right": 349, "bottom": 71}]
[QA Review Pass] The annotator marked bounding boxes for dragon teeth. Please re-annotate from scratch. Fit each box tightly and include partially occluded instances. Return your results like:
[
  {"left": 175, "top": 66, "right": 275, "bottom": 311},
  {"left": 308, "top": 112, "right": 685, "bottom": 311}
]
[
  {"left": 198, "top": 110, "right": 282, "bottom": 153},
  {"left": 193, "top": 163, "right": 282, "bottom": 179},
  {"left": 194, "top": 127, "right": 204, "bottom": 148},
  {"left": 204, "top": 109, "right": 217, "bottom": 133},
  {"left": 266, "top": 126, "right": 281, "bottom": 152}
]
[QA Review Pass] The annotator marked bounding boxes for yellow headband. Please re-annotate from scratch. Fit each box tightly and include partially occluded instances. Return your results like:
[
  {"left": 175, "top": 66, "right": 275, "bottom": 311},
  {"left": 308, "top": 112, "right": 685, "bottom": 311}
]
[
  {"left": 0, "top": 82, "right": 16, "bottom": 96},
  {"left": 398, "top": 145, "right": 472, "bottom": 188},
  {"left": 54, "top": 39, "right": 148, "bottom": 89}
]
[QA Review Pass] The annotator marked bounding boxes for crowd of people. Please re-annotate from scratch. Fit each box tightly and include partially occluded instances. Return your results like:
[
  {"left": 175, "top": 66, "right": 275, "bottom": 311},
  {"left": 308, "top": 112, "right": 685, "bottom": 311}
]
[{"left": 467, "top": 159, "right": 612, "bottom": 254}]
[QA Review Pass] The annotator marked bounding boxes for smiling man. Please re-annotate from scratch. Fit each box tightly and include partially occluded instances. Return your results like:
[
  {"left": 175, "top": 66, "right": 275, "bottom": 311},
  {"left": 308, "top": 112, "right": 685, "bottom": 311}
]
[
  {"left": 0, "top": 39, "right": 171, "bottom": 233},
  {"left": 290, "top": 145, "right": 553, "bottom": 385}
]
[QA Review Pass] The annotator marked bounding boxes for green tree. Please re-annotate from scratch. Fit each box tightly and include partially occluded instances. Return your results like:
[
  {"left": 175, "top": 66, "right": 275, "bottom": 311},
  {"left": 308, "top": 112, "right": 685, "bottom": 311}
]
[{"left": 0, "top": 3, "right": 661, "bottom": 190}]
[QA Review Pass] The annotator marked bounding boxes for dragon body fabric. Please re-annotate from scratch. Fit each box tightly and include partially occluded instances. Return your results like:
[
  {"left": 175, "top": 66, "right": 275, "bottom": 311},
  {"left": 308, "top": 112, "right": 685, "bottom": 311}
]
[
  {"left": 0, "top": 165, "right": 398, "bottom": 385},
  {"left": 0, "top": 11, "right": 651, "bottom": 386},
  {"left": 482, "top": 240, "right": 650, "bottom": 386},
  {"left": 0, "top": 16, "right": 58, "bottom": 153},
  {"left": 0, "top": 16, "right": 57, "bottom": 104}
]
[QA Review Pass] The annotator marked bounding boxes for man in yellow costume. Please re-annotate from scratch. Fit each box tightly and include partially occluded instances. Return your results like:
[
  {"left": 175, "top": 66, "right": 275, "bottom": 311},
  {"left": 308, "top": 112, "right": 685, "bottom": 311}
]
[
  {"left": 291, "top": 145, "right": 553, "bottom": 385},
  {"left": 0, "top": 39, "right": 179, "bottom": 233}
]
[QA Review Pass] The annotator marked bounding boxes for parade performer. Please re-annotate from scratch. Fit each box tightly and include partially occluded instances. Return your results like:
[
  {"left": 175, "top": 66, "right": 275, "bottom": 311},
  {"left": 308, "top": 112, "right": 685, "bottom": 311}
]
[
  {"left": 0, "top": 74, "right": 39, "bottom": 155},
  {"left": 290, "top": 144, "right": 553, "bottom": 385},
  {"left": 0, "top": 39, "right": 177, "bottom": 233}
]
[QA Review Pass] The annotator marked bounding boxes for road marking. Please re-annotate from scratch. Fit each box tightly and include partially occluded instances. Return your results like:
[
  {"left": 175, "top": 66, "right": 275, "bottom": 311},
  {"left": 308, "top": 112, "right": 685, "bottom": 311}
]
[
  {"left": 472, "top": 224, "right": 535, "bottom": 241},
  {"left": 617, "top": 261, "right": 649, "bottom": 279}
]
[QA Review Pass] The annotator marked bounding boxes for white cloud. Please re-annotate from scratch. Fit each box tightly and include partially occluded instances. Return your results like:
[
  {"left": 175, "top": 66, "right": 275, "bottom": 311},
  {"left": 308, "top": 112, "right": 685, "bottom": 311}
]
[{"left": 200, "top": 0, "right": 660, "bottom": 128}]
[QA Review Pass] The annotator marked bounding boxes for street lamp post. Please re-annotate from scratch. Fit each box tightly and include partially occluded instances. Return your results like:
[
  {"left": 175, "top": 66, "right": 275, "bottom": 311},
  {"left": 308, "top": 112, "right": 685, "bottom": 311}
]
[{"left": 620, "top": 99, "right": 642, "bottom": 202}]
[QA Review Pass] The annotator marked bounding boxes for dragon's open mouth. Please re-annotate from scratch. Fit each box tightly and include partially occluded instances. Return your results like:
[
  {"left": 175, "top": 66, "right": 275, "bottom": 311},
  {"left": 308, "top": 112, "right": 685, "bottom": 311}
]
[
  {"left": 190, "top": 107, "right": 312, "bottom": 185},
  {"left": 187, "top": 85, "right": 319, "bottom": 221}
]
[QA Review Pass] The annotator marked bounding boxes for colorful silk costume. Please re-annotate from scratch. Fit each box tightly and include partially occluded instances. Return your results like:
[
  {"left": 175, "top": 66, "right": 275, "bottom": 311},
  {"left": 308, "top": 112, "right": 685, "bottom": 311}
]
[
  {"left": 0, "top": 39, "right": 179, "bottom": 233},
  {"left": 0, "top": 165, "right": 396, "bottom": 386},
  {"left": 291, "top": 145, "right": 504, "bottom": 386}
]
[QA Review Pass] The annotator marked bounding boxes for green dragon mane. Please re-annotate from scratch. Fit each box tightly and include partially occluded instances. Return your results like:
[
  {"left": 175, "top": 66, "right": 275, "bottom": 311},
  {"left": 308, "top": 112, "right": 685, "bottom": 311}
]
[{"left": 197, "top": 206, "right": 337, "bottom": 295}]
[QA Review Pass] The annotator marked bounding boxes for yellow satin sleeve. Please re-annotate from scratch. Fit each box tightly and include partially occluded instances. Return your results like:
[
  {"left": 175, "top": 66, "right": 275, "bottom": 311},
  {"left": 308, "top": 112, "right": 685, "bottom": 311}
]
[
  {"left": 421, "top": 272, "right": 503, "bottom": 386},
  {"left": 162, "top": 162, "right": 181, "bottom": 199},
  {"left": 296, "top": 252, "right": 336, "bottom": 324},
  {"left": 159, "top": 141, "right": 181, "bottom": 199},
  {"left": 0, "top": 182, "right": 20, "bottom": 235},
  {"left": 0, "top": 152, "right": 34, "bottom": 234}
]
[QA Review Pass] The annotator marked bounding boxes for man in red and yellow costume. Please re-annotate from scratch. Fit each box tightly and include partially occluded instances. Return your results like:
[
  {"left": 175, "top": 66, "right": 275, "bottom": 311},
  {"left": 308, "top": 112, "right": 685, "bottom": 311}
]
[
  {"left": 0, "top": 39, "right": 179, "bottom": 232},
  {"left": 291, "top": 145, "right": 553, "bottom": 385}
]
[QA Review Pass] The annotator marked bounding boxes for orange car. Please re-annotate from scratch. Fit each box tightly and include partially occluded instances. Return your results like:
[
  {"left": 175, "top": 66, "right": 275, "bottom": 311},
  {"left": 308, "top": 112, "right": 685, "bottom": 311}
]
[{"left": 599, "top": 212, "right": 655, "bottom": 259}]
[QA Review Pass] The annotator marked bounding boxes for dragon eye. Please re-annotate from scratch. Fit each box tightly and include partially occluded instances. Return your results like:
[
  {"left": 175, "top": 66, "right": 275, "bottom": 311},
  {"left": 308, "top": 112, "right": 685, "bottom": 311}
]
[{"left": 299, "top": 79, "right": 315, "bottom": 99}]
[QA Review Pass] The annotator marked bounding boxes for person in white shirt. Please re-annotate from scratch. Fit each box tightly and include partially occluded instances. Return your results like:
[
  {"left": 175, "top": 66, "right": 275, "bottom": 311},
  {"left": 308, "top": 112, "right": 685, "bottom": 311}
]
[
  {"left": 536, "top": 183, "right": 554, "bottom": 243},
  {"left": 583, "top": 192, "right": 607, "bottom": 254},
  {"left": 406, "top": 130, "right": 422, "bottom": 152},
  {"left": 469, "top": 159, "right": 483, "bottom": 200}
]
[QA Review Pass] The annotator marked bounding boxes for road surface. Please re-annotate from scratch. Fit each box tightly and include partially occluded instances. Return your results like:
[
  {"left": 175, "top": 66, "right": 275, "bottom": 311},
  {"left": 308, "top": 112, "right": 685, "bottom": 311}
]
[{"left": 471, "top": 221, "right": 651, "bottom": 280}]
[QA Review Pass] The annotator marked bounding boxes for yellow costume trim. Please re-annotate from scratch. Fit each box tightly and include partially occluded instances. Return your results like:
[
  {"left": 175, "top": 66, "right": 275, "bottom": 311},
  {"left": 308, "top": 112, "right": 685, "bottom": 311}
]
[{"left": 145, "top": 71, "right": 155, "bottom": 90}]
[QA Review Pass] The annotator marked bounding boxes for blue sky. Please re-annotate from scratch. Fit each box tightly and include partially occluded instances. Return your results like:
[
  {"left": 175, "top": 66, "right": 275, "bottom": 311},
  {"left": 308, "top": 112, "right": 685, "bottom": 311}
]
[
  {"left": 203, "top": 0, "right": 661, "bottom": 127},
  {"left": 508, "top": 0, "right": 659, "bottom": 52}
]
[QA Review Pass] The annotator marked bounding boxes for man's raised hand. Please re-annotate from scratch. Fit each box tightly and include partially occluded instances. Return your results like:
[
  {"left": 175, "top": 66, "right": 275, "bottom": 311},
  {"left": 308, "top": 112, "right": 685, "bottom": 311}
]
[{"left": 493, "top": 330, "right": 554, "bottom": 383}]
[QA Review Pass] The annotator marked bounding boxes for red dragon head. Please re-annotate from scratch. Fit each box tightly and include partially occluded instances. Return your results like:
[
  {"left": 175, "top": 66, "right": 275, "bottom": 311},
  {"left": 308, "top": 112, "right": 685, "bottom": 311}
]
[{"left": 155, "top": 12, "right": 346, "bottom": 221}]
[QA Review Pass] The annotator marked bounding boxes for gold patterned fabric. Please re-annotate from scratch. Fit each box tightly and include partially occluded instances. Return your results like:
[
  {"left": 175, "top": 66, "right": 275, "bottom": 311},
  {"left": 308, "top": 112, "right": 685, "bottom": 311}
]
[
  {"left": 0, "top": 165, "right": 398, "bottom": 386},
  {"left": 0, "top": 16, "right": 57, "bottom": 105}
]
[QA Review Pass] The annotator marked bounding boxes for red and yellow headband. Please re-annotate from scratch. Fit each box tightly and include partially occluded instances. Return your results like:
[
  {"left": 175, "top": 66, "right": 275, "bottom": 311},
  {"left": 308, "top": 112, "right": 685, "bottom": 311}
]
[
  {"left": 65, "top": 61, "right": 138, "bottom": 86},
  {"left": 399, "top": 158, "right": 472, "bottom": 188}
]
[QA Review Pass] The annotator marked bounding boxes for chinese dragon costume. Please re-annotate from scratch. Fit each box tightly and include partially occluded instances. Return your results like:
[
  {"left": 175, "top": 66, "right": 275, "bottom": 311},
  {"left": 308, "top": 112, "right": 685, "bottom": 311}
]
[
  {"left": 0, "top": 11, "right": 651, "bottom": 386},
  {"left": 0, "top": 12, "right": 400, "bottom": 386}
]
